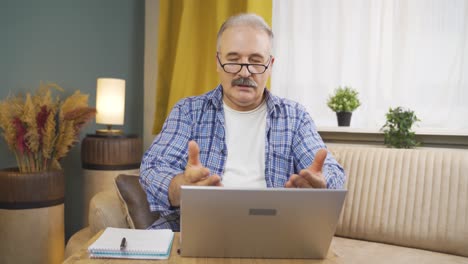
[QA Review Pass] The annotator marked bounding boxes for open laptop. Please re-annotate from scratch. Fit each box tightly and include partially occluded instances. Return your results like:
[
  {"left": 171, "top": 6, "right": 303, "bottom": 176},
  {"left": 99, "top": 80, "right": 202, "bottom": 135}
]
[{"left": 179, "top": 186, "right": 347, "bottom": 259}]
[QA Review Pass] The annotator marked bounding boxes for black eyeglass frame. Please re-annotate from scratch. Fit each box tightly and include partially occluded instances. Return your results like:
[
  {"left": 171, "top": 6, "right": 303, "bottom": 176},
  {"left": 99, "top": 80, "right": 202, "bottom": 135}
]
[{"left": 216, "top": 53, "right": 272, "bottom": 74}]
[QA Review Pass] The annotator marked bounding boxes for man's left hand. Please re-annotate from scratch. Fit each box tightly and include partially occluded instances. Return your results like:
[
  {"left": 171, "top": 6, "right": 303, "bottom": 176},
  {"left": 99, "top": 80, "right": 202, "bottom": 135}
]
[{"left": 285, "top": 149, "right": 327, "bottom": 188}]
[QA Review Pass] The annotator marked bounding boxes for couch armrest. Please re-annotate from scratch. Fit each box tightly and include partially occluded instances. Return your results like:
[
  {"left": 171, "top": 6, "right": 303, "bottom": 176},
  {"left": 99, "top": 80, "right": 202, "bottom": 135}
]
[
  {"left": 88, "top": 189, "right": 129, "bottom": 234},
  {"left": 64, "top": 227, "right": 93, "bottom": 259},
  {"left": 65, "top": 189, "right": 130, "bottom": 259}
]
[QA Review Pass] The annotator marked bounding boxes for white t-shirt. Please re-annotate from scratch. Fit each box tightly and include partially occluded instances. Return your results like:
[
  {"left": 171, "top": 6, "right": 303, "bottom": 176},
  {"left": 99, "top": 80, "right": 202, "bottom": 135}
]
[{"left": 222, "top": 100, "right": 267, "bottom": 188}]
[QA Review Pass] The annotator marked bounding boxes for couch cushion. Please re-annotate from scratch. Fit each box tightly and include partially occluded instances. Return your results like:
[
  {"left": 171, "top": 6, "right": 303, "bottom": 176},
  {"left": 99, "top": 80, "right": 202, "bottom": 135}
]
[
  {"left": 330, "top": 236, "right": 468, "bottom": 263},
  {"left": 114, "top": 174, "right": 160, "bottom": 229},
  {"left": 329, "top": 145, "right": 468, "bottom": 257}
]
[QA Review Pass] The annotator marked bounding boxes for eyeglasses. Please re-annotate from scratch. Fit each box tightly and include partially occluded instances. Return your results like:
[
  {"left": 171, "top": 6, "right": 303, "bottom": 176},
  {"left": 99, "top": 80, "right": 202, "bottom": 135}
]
[{"left": 216, "top": 54, "right": 272, "bottom": 74}]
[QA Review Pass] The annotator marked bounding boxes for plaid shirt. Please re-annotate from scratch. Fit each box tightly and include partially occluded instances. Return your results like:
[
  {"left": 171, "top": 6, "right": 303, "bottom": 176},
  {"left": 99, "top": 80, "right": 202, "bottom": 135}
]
[{"left": 140, "top": 85, "right": 345, "bottom": 230}]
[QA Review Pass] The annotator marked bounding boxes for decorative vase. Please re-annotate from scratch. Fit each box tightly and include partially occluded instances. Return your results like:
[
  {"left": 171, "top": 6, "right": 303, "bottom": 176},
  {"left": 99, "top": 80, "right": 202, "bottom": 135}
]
[
  {"left": 0, "top": 168, "right": 65, "bottom": 264},
  {"left": 336, "top": 112, "right": 352, "bottom": 126}
]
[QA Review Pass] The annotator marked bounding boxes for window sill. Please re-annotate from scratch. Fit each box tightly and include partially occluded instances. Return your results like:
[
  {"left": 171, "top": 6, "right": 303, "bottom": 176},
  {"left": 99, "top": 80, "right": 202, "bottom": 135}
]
[{"left": 317, "top": 126, "right": 468, "bottom": 148}]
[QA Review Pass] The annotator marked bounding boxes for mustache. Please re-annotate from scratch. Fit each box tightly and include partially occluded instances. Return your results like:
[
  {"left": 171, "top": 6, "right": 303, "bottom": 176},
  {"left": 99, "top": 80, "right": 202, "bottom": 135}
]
[{"left": 231, "top": 77, "right": 258, "bottom": 88}]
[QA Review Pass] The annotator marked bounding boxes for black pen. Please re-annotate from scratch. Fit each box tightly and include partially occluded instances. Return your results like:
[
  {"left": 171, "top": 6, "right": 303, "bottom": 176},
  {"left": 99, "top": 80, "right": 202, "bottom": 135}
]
[{"left": 120, "top": 237, "right": 127, "bottom": 251}]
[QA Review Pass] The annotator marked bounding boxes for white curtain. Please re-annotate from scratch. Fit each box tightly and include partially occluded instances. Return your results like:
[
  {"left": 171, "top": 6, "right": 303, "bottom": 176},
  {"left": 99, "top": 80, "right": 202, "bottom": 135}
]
[{"left": 272, "top": 0, "right": 468, "bottom": 131}]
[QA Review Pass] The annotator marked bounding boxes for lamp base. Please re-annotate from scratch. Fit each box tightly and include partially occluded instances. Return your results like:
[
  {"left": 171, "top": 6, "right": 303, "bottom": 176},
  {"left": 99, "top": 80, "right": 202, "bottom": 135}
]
[{"left": 96, "top": 129, "right": 123, "bottom": 136}]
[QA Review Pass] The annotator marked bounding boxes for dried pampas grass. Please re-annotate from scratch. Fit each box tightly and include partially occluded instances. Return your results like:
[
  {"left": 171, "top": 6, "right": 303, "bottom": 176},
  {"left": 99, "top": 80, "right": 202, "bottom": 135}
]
[{"left": 0, "top": 82, "right": 96, "bottom": 173}]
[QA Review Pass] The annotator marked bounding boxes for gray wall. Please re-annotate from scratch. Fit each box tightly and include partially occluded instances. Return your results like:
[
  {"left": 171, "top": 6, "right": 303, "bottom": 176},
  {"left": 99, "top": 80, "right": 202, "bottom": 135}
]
[{"left": 0, "top": 0, "right": 144, "bottom": 240}]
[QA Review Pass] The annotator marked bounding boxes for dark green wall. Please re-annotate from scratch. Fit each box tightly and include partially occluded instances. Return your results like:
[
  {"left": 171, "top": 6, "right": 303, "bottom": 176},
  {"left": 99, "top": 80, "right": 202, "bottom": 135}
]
[{"left": 0, "top": 0, "right": 144, "bottom": 240}]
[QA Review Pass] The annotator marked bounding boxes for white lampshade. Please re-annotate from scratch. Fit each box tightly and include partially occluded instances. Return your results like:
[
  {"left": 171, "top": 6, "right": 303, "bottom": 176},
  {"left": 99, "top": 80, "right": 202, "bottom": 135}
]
[{"left": 96, "top": 78, "right": 125, "bottom": 125}]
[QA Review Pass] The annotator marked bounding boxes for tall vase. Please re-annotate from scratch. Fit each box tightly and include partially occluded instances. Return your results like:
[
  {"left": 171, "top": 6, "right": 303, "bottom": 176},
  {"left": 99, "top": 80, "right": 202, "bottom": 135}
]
[
  {"left": 336, "top": 112, "right": 352, "bottom": 126},
  {"left": 0, "top": 168, "right": 65, "bottom": 264}
]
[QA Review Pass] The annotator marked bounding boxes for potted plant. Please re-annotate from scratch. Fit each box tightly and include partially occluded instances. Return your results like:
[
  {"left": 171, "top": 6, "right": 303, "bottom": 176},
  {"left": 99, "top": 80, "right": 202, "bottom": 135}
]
[
  {"left": 0, "top": 82, "right": 95, "bottom": 264},
  {"left": 381, "top": 107, "right": 420, "bottom": 148},
  {"left": 327, "top": 86, "right": 361, "bottom": 126},
  {"left": 0, "top": 82, "right": 96, "bottom": 173}
]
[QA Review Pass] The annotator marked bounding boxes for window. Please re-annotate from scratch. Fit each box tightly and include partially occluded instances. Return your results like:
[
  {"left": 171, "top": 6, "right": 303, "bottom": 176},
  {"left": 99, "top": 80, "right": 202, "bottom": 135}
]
[{"left": 272, "top": 0, "right": 468, "bottom": 132}]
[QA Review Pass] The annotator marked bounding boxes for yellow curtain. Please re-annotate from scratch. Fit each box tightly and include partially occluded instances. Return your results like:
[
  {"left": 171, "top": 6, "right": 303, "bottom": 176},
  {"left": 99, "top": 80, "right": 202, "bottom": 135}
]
[{"left": 153, "top": 0, "right": 272, "bottom": 134}]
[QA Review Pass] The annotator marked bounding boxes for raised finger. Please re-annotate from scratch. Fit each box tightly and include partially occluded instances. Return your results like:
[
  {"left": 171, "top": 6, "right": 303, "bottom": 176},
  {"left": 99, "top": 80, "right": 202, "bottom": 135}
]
[
  {"left": 187, "top": 140, "right": 201, "bottom": 167},
  {"left": 307, "top": 149, "right": 327, "bottom": 173}
]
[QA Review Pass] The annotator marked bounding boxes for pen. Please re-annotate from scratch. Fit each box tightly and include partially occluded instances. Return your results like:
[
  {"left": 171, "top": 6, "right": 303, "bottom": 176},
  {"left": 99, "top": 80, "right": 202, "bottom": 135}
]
[{"left": 120, "top": 237, "right": 127, "bottom": 251}]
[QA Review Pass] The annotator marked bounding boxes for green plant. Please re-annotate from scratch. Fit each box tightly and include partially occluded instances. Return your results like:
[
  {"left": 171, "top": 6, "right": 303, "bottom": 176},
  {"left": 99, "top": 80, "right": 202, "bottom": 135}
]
[
  {"left": 327, "top": 86, "right": 361, "bottom": 112},
  {"left": 381, "top": 107, "right": 420, "bottom": 148}
]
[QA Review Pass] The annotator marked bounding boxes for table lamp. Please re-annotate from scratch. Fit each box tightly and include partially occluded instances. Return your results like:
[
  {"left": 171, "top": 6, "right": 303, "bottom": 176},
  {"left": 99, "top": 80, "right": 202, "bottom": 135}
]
[
  {"left": 81, "top": 77, "right": 141, "bottom": 225},
  {"left": 96, "top": 78, "right": 125, "bottom": 135}
]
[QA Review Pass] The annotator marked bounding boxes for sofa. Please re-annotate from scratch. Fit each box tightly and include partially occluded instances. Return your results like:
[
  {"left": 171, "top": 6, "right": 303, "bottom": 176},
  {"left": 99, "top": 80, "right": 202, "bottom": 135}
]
[{"left": 64, "top": 145, "right": 468, "bottom": 263}]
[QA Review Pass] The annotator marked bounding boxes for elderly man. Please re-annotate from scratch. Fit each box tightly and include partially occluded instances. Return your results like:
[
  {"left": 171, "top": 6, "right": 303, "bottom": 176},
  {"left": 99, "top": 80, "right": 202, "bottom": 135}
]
[{"left": 140, "top": 13, "right": 345, "bottom": 230}]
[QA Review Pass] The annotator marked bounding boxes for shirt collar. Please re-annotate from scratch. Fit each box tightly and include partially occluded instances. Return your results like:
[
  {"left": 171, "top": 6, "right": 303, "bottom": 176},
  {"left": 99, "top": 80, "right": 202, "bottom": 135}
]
[{"left": 210, "top": 84, "right": 281, "bottom": 117}]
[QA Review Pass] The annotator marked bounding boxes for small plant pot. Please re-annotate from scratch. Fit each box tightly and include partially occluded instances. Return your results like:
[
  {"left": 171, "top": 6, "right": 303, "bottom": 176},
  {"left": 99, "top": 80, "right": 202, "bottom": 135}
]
[{"left": 336, "top": 112, "right": 352, "bottom": 126}]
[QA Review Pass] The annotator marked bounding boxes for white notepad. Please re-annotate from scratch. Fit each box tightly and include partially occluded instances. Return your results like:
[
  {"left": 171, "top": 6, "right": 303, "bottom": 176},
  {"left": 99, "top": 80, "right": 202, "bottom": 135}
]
[{"left": 88, "top": 227, "right": 174, "bottom": 259}]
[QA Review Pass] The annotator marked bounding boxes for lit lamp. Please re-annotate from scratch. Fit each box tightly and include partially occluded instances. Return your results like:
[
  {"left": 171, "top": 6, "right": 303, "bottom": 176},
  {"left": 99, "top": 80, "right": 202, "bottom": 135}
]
[
  {"left": 96, "top": 78, "right": 125, "bottom": 135},
  {"left": 80, "top": 77, "right": 141, "bottom": 225}
]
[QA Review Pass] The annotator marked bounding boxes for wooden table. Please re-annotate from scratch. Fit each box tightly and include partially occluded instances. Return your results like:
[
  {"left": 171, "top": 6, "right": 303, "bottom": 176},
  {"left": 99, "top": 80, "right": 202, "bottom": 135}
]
[{"left": 63, "top": 231, "right": 343, "bottom": 264}]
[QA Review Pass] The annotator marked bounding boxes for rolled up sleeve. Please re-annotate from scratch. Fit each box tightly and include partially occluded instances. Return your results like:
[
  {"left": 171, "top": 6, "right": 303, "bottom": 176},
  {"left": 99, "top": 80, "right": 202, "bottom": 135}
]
[
  {"left": 140, "top": 103, "right": 191, "bottom": 217},
  {"left": 292, "top": 110, "right": 346, "bottom": 189}
]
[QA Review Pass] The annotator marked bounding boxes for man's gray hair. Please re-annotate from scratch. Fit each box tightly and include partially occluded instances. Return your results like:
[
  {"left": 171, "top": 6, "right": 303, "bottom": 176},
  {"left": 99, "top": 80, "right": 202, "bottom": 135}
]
[{"left": 216, "top": 13, "right": 274, "bottom": 51}]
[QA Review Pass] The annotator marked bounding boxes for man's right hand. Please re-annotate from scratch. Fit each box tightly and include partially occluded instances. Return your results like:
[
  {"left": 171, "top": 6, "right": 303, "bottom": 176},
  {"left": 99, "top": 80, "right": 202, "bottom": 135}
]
[{"left": 168, "top": 140, "right": 222, "bottom": 207}]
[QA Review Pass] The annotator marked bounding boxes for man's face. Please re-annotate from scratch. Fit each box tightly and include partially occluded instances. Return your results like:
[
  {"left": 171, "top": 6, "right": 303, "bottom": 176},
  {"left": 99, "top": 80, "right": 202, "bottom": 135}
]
[{"left": 217, "top": 25, "right": 274, "bottom": 111}]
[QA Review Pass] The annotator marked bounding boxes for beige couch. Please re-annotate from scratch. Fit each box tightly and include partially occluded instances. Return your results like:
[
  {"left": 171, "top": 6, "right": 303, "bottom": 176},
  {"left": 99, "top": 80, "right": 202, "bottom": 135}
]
[{"left": 64, "top": 145, "right": 468, "bottom": 263}]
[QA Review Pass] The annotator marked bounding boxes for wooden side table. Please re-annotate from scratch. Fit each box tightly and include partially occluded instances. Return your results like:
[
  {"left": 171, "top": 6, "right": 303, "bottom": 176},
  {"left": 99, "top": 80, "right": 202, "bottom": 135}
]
[{"left": 81, "top": 134, "right": 142, "bottom": 225}]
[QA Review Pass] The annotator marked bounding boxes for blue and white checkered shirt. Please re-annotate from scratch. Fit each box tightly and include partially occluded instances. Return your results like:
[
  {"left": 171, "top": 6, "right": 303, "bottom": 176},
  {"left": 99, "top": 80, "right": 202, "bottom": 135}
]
[{"left": 140, "top": 85, "right": 345, "bottom": 231}]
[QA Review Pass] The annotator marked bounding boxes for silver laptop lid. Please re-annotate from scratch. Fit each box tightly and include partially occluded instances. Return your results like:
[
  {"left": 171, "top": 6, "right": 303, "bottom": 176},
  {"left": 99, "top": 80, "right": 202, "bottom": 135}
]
[{"left": 180, "top": 186, "right": 347, "bottom": 259}]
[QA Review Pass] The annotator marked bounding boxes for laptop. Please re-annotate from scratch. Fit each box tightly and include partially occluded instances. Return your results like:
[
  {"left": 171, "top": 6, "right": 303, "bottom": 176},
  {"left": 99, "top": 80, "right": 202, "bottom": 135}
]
[{"left": 179, "top": 186, "right": 347, "bottom": 259}]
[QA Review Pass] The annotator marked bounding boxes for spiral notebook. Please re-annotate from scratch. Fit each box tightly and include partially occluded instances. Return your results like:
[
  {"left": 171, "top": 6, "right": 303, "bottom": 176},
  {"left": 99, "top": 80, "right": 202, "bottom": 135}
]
[{"left": 88, "top": 227, "right": 174, "bottom": 259}]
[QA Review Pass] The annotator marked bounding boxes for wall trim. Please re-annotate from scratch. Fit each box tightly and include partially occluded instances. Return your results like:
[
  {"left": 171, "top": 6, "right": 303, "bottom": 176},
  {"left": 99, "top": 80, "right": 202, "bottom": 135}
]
[{"left": 318, "top": 127, "right": 468, "bottom": 149}]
